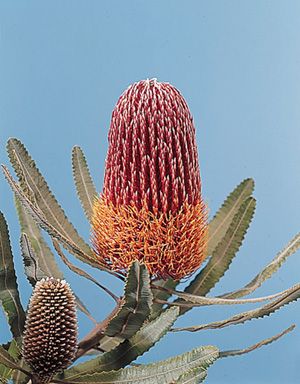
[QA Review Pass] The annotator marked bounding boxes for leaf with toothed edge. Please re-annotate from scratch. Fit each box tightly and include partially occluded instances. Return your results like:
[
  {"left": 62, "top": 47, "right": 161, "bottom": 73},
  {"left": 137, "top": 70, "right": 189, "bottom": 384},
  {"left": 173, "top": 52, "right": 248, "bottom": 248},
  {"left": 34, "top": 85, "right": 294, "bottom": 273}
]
[
  {"left": 175, "top": 367, "right": 207, "bottom": 383},
  {"left": 20, "top": 232, "right": 96, "bottom": 324},
  {"left": 62, "top": 306, "right": 180, "bottom": 379},
  {"left": 166, "top": 284, "right": 295, "bottom": 306},
  {"left": 150, "top": 179, "right": 255, "bottom": 318},
  {"left": 172, "top": 283, "right": 300, "bottom": 332},
  {"left": 219, "top": 231, "right": 300, "bottom": 300},
  {"left": 0, "top": 212, "right": 26, "bottom": 340},
  {"left": 2, "top": 164, "right": 115, "bottom": 276},
  {"left": 6, "top": 138, "right": 94, "bottom": 260},
  {"left": 20, "top": 233, "right": 49, "bottom": 286},
  {"left": 179, "top": 197, "right": 256, "bottom": 315},
  {"left": 72, "top": 146, "right": 97, "bottom": 222},
  {"left": 104, "top": 261, "right": 152, "bottom": 339},
  {"left": 219, "top": 324, "right": 295, "bottom": 358},
  {"left": 16, "top": 197, "right": 64, "bottom": 281},
  {"left": 207, "top": 178, "right": 255, "bottom": 257},
  {"left": 60, "top": 341, "right": 218, "bottom": 383}
]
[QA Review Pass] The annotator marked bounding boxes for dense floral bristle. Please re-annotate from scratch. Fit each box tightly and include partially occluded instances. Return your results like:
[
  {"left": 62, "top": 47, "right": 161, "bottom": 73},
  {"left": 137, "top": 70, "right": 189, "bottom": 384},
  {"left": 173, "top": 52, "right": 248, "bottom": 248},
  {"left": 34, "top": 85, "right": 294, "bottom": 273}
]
[
  {"left": 92, "top": 196, "right": 208, "bottom": 280},
  {"left": 104, "top": 79, "right": 201, "bottom": 213},
  {"left": 23, "top": 278, "right": 78, "bottom": 383},
  {"left": 92, "top": 79, "right": 208, "bottom": 279}
]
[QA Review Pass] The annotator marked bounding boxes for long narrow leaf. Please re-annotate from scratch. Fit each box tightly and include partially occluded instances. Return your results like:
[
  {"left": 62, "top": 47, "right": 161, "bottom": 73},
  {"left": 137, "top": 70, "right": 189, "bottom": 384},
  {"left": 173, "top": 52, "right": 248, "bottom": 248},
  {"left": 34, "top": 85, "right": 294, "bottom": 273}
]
[
  {"left": 0, "top": 212, "right": 25, "bottom": 339},
  {"left": 207, "top": 178, "right": 254, "bottom": 256},
  {"left": 175, "top": 367, "right": 207, "bottom": 384},
  {"left": 72, "top": 146, "right": 97, "bottom": 222},
  {"left": 149, "top": 279, "right": 177, "bottom": 321},
  {"left": 219, "top": 324, "right": 295, "bottom": 358},
  {"left": 165, "top": 285, "right": 293, "bottom": 306},
  {"left": 180, "top": 197, "right": 256, "bottom": 314},
  {"left": 172, "top": 283, "right": 300, "bottom": 332},
  {"left": 16, "top": 198, "right": 64, "bottom": 280},
  {"left": 150, "top": 179, "right": 255, "bottom": 317},
  {"left": 105, "top": 261, "right": 152, "bottom": 338},
  {"left": 20, "top": 233, "right": 50, "bottom": 285},
  {"left": 20, "top": 233, "right": 96, "bottom": 324},
  {"left": 2, "top": 165, "right": 115, "bottom": 275},
  {"left": 219, "top": 232, "right": 300, "bottom": 299},
  {"left": 63, "top": 307, "right": 179, "bottom": 379},
  {"left": 59, "top": 344, "right": 218, "bottom": 384},
  {"left": 6, "top": 138, "right": 93, "bottom": 258}
]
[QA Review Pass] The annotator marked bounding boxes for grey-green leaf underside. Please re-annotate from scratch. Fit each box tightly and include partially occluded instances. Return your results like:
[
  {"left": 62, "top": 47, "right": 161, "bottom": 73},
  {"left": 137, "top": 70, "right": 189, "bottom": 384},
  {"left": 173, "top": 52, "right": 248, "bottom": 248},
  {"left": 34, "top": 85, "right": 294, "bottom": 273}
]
[
  {"left": 105, "top": 261, "right": 152, "bottom": 339},
  {"left": 61, "top": 343, "right": 218, "bottom": 383},
  {"left": 0, "top": 212, "right": 25, "bottom": 339},
  {"left": 219, "top": 231, "right": 300, "bottom": 299},
  {"left": 180, "top": 197, "right": 256, "bottom": 314},
  {"left": 207, "top": 178, "right": 254, "bottom": 257},
  {"left": 63, "top": 306, "right": 179, "bottom": 379},
  {"left": 7, "top": 138, "right": 92, "bottom": 255},
  {"left": 173, "top": 283, "right": 300, "bottom": 332}
]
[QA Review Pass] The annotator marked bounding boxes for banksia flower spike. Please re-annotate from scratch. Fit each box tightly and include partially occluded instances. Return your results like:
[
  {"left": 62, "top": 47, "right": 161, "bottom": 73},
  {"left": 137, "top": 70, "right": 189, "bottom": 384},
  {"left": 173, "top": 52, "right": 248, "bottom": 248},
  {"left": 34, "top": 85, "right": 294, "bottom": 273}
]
[
  {"left": 92, "top": 79, "right": 207, "bottom": 280},
  {"left": 23, "top": 278, "right": 78, "bottom": 383}
]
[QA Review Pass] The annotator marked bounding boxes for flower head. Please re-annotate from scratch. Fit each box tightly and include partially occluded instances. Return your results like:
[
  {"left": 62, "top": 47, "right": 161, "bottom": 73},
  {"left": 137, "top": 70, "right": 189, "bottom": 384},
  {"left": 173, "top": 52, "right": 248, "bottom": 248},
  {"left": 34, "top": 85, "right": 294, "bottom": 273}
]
[{"left": 92, "top": 79, "right": 207, "bottom": 280}]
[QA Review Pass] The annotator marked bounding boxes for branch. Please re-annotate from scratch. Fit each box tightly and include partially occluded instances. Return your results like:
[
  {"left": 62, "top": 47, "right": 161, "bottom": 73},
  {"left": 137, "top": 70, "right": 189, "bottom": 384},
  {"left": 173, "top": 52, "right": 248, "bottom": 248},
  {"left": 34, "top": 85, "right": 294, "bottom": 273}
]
[
  {"left": 52, "top": 240, "right": 120, "bottom": 303},
  {"left": 75, "top": 300, "right": 123, "bottom": 359}
]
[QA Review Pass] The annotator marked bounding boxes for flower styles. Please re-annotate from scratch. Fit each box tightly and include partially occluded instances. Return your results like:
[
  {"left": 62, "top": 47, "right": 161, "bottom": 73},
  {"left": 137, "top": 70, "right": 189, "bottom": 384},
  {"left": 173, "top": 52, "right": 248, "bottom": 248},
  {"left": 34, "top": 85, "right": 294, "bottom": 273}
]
[{"left": 92, "top": 79, "right": 207, "bottom": 280}]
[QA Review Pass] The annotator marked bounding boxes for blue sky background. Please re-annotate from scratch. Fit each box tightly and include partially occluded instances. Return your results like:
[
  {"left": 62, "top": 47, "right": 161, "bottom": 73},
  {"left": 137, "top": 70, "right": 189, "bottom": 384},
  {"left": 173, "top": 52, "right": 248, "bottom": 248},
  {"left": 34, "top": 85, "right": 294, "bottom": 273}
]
[{"left": 1, "top": 1, "right": 300, "bottom": 383}]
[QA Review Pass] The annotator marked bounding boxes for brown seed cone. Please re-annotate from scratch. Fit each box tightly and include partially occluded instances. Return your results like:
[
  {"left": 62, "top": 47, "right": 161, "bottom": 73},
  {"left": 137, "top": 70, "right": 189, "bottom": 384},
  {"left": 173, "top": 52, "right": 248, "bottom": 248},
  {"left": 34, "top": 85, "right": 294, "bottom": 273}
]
[{"left": 22, "top": 278, "right": 78, "bottom": 383}]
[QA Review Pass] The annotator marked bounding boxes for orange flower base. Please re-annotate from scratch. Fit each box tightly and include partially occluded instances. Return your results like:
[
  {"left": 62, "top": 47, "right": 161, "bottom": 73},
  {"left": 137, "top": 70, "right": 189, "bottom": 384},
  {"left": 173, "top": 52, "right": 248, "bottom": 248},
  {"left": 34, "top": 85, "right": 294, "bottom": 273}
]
[{"left": 91, "top": 196, "right": 208, "bottom": 280}]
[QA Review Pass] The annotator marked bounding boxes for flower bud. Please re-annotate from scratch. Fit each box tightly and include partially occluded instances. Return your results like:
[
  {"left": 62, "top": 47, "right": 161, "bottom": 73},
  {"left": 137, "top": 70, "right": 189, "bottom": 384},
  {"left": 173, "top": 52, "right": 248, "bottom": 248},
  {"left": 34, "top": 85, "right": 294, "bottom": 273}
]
[{"left": 92, "top": 79, "right": 207, "bottom": 280}]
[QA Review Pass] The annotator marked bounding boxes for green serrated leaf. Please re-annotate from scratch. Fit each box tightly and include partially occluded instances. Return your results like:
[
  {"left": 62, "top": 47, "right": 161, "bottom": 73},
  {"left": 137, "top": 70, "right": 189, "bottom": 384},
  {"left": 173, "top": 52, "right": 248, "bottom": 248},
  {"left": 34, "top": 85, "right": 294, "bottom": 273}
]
[
  {"left": 0, "top": 212, "right": 26, "bottom": 339},
  {"left": 6, "top": 138, "right": 94, "bottom": 260},
  {"left": 219, "top": 231, "right": 300, "bottom": 299},
  {"left": 150, "top": 278, "right": 177, "bottom": 321},
  {"left": 175, "top": 367, "right": 207, "bottom": 384},
  {"left": 219, "top": 324, "right": 295, "bottom": 358},
  {"left": 172, "top": 284, "right": 300, "bottom": 332},
  {"left": 2, "top": 165, "right": 110, "bottom": 274},
  {"left": 20, "top": 233, "right": 50, "bottom": 286},
  {"left": 207, "top": 178, "right": 254, "bottom": 256},
  {"left": 170, "top": 286, "right": 288, "bottom": 306},
  {"left": 62, "top": 306, "right": 180, "bottom": 379},
  {"left": 150, "top": 179, "right": 255, "bottom": 319},
  {"left": 20, "top": 232, "right": 96, "bottom": 324},
  {"left": 61, "top": 342, "right": 218, "bottom": 383},
  {"left": 16, "top": 197, "right": 64, "bottom": 282},
  {"left": 97, "top": 335, "right": 124, "bottom": 353},
  {"left": 72, "top": 146, "right": 97, "bottom": 222},
  {"left": 180, "top": 197, "right": 256, "bottom": 315},
  {"left": 105, "top": 261, "right": 152, "bottom": 339}
]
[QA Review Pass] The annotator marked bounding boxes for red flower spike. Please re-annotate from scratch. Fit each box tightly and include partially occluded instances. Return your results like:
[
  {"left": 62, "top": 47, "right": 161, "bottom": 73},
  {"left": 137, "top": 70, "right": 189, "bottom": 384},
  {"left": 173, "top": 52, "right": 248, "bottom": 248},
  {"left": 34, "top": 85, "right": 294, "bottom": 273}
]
[{"left": 92, "top": 79, "right": 208, "bottom": 280}]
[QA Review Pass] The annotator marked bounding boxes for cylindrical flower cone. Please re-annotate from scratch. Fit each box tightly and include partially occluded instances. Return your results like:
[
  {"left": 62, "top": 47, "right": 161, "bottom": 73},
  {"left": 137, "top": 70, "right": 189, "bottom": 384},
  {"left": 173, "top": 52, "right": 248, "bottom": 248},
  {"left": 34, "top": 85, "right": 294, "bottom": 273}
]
[
  {"left": 92, "top": 79, "right": 207, "bottom": 280},
  {"left": 23, "top": 278, "right": 78, "bottom": 383}
]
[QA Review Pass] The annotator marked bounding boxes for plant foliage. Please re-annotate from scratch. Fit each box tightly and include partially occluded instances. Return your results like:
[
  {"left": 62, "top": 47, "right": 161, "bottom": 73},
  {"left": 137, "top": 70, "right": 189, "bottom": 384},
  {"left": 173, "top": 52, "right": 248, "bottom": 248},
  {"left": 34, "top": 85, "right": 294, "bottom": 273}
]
[{"left": 0, "top": 140, "right": 299, "bottom": 384}]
